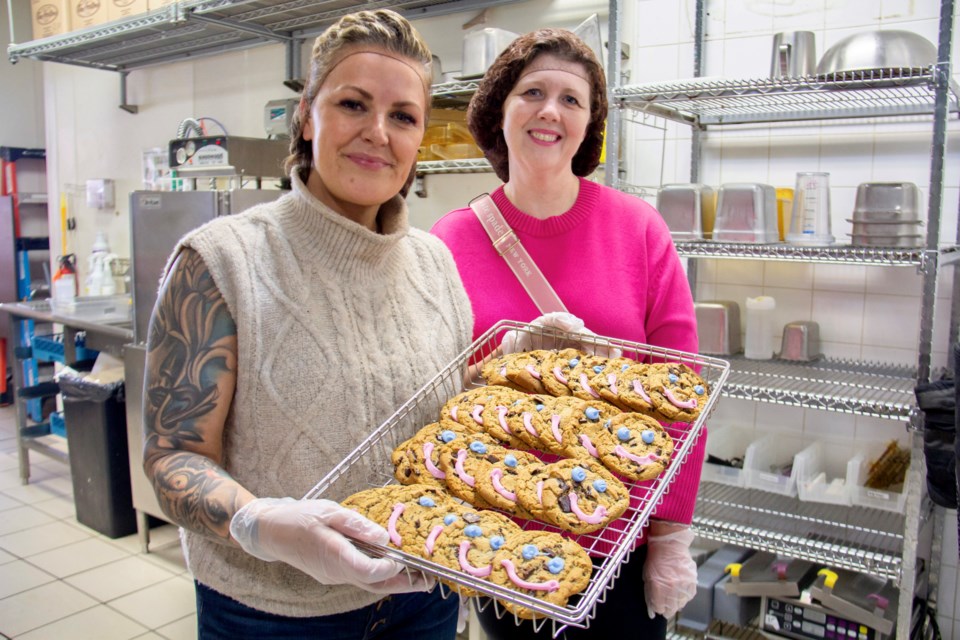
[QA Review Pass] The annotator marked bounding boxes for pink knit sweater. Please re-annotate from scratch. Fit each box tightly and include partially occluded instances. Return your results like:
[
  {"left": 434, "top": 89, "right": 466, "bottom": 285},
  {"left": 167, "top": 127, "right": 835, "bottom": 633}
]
[{"left": 431, "top": 178, "right": 704, "bottom": 530}]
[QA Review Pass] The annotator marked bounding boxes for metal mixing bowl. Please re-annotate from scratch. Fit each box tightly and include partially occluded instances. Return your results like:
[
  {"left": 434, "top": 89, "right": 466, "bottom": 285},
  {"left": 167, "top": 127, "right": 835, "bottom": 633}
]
[{"left": 816, "top": 30, "right": 937, "bottom": 75}]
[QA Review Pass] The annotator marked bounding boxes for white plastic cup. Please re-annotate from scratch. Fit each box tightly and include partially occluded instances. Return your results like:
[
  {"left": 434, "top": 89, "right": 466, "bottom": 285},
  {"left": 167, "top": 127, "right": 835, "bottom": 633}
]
[
  {"left": 787, "top": 172, "right": 835, "bottom": 246},
  {"left": 745, "top": 296, "right": 777, "bottom": 360}
]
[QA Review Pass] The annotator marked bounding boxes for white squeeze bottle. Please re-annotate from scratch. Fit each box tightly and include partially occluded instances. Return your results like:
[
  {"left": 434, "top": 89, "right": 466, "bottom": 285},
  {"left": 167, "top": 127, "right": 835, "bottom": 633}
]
[{"left": 745, "top": 296, "right": 776, "bottom": 360}]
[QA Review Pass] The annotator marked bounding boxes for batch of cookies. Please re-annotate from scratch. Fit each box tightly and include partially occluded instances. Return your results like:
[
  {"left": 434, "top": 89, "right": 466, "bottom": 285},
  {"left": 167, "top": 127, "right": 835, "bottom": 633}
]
[{"left": 340, "top": 348, "right": 710, "bottom": 617}]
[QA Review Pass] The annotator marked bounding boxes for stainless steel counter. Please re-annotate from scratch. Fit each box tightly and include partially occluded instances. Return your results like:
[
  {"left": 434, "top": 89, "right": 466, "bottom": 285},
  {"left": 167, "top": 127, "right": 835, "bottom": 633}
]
[{"left": 0, "top": 296, "right": 135, "bottom": 484}]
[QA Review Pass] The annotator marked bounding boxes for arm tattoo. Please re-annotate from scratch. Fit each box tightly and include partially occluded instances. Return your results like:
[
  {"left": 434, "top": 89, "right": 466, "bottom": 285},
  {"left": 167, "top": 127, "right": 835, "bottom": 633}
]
[{"left": 144, "top": 248, "right": 244, "bottom": 541}]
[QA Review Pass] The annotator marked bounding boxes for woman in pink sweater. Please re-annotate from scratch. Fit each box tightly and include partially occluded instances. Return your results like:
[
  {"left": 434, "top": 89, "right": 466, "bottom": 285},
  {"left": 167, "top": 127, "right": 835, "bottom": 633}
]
[{"left": 431, "top": 28, "right": 702, "bottom": 638}]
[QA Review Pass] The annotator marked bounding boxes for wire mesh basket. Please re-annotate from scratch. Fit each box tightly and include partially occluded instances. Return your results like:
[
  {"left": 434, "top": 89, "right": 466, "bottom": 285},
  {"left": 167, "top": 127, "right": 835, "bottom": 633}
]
[{"left": 304, "top": 320, "right": 730, "bottom": 636}]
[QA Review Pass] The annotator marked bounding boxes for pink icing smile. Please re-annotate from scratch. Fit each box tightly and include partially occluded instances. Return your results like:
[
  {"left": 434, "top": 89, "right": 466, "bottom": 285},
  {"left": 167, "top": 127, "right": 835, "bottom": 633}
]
[
  {"left": 579, "top": 434, "right": 599, "bottom": 458},
  {"left": 579, "top": 373, "right": 599, "bottom": 398},
  {"left": 387, "top": 503, "right": 405, "bottom": 546},
  {"left": 450, "top": 405, "right": 458, "bottom": 421},
  {"left": 536, "top": 480, "right": 544, "bottom": 504},
  {"left": 490, "top": 468, "right": 517, "bottom": 502},
  {"left": 501, "top": 559, "right": 560, "bottom": 592},
  {"left": 663, "top": 387, "right": 698, "bottom": 409},
  {"left": 614, "top": 445, "right": 660, "bottom": 466},
  {"left": 632, "top": 379, "right": 652, "bottom": 404},
  {"left": 568, "top": 492, "right": 608, "bottom": 524},
  {"left": 422, "top": 442, "right": 445, "bottom": 479},
  {"left": 425, "top": 524, "right": 444, "bottom": 556},
  {"left": 525, "top": 364, "right": 542, "bottom": 379},
  {"left": 455, "top": 449, "right": 476, "bottom": 487},
  {"left": 459, "top": 540, "right": 492, "bottom": 577},
  {"left": 552, "top": 367, "right": 568, "bottom": 384},
  {"left": 607, "top": 373, "right": 619, "bottom": 395},
  {"left": 497, "top": 406, "right": 514, "bottom": 434},
  {"left": 472, "top": 405, "right": 484, "bottom": 424},
  {"left": 523, "top": 412, "right": 538, "bottom": 437},
  {"left": 551, "top": 415, "right": 563, "bottom": 444}
]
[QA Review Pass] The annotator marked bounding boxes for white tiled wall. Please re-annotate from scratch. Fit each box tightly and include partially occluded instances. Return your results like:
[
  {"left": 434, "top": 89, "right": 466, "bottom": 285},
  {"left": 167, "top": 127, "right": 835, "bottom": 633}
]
[{"left": 624, "top": 0, "right": 959, "bottom": 632}]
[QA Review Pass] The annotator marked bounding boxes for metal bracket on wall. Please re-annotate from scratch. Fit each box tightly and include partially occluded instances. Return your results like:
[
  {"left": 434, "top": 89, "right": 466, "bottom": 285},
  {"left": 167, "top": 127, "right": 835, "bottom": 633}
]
[{"left": 119, "top": 72, "right": 138, "bottom": 114}]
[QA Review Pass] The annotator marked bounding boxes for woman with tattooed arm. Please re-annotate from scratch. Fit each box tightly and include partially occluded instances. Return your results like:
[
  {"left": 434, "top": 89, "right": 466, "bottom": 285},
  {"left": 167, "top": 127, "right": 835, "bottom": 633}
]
[{"left": 141, "top": 10, "right": 472, "bottom": 639}]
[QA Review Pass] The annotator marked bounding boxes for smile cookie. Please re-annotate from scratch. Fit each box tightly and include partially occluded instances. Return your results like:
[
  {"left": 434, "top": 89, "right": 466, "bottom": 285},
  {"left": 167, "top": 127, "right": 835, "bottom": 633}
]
[
  {"left": 342, "top": 484, "right": 458, "bottom": 553},
  {"left": 489, "top": 530, "right": 592, "bottom": 619},
  {"left": 565, "top": 354, "right": 631, "bottom": 402},
  {"left": 481, "top": 394, "right": 548, "bottom": 450},
  {"left": 538, "top": 459, "right": 629, "bottom": 534},
  {"left": 643, "top": 364, "right": 710, "bottom": 423},
  {"left": 554, "top": 397, "right": 623, "bottom": 461},
  {"left": 425, "top": 508, "right": 522, "bottom": 597},
  {"left": 538, "top": 348, "right": 584, "bottom": 396},
  {"left": 498, "top": 349, "right": 554, "bottom": 395},
  {"left": 437, "top": 438, "right": 517, "bottom": 509},
  {"left": 593, "top": 413, "right": 674, "bottom": 481}
]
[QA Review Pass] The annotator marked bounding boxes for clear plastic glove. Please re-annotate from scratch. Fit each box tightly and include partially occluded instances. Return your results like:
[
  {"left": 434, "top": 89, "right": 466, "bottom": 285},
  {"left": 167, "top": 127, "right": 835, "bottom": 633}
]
[
  {"left": 230, "top": 497, "right": 434, "bottom": 594},
  {"left": 502, "top": 312, "right": 622, "bottom": 358},
  {"left": 643, "top": 526, "right": 698, "bottom": 619}
]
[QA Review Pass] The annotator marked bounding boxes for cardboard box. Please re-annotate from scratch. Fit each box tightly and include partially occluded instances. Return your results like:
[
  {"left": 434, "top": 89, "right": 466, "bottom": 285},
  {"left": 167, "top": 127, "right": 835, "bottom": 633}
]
[
  {"left": 31, "top": 0, "right": 71, "bottom": 39},
  {"left": 107, "top": 0, "right": 148, "bottom": 20},
  {"left": 70, "top": 0, "right": 110, "bottom": 30}
]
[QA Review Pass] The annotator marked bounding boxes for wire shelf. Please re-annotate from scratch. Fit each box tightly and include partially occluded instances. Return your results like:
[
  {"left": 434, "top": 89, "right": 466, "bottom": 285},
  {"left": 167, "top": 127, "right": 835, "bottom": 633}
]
[
  {"left": 416, "top": 158, "right": 493, "bottom": 174},
  {"left": 304, "top": 320, "right": 730, "bottom": 636},
  {"left": 614, "top": 68, "right": 960, "bottom": 125},
  {"left": 674, "top": 241, "right": 926, "bottom": 266},
  {"left": 693, "top": 483, "right": 912, "bottom": 581},
  {"left": 721, "top": 356, "right": 917, "bottom": 421},
  {"left": 8, "top": 0, "right": 522, "bottom": 70}
]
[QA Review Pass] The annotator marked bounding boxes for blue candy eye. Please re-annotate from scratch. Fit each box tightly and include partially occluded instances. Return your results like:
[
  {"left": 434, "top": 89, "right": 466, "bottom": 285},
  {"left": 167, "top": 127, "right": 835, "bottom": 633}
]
[
  {"left": 694, "top": 385, "right": 705, "bottom": 395},
  {"left": 617, "top": 427, "right": 631, "bottom": 441},
  {"left": 547, "top": 557, "right": 566, "bottom": 574},
  {"left": 593, "top": 479, "right": 607, "bottom": 493},
  {"left": 440, "top": 430, "right": 457, "bottom": 443},
  {"left": 465, "top": 525, "right": 482, "bottom": 538},
  {"left": 593, "top": 365, "right": 603, "bottom": 374},
  {"left": 585, "top": 407, "right": 600, "bottom": 421},
  {"left": 569, "top": 358, "right": 580, "bottom": 367},
  {"left": 490, "top": 535, "right": 505, "bottom": 550},
  {"left": 418, "top": 497, "right": 436, "bottom": 507},
  {"left": 504, "top": 454, "right": 518, "bottom": 468},
  {"left": 536, "top": 403, "right": 545, "bottom": 411},
  {"left": 641, "top": 430, "right": 656, "bottom": 444},
  {"left": 621, "top": 364, "right": 629, "bottom": 371},
  {"left": 668, "top": 373, "right": 679, "bottom": 383},
  {"left": 522, "top": 544, "right": 539, "bottom": 560},
  {"left": 469, "top": 441, "right": 488, "bottom": 454},
  {"left": 443, "top": 514, "right": 458, "bottom": 525},
  {"left": 571, "top": 466, "right": 587, "bottom": 483}
]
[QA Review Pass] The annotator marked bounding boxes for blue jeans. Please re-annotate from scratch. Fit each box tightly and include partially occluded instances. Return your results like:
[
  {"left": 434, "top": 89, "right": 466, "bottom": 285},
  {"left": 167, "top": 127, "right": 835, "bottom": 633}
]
[{"left": 195, "top": 581, "right": 458, "bottom": 640}]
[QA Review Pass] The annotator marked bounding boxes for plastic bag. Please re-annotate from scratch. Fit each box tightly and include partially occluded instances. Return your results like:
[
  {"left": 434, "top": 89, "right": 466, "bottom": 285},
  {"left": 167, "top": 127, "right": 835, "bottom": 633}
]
[
  {"left": 915, "top": 350, "right": 959, "bottom": 509},
  {"left": 57, "top": 366, "right": 125, "bottom": 404}
]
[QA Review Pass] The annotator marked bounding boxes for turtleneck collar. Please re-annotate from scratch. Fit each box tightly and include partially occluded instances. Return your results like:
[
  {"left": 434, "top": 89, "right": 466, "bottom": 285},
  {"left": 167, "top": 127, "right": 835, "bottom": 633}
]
[
  {"left": 490, "top": 177, "right": 600, "bottom": 237},
  {"left": 276, "top": 172, "right": 410, "bottom": 281}
]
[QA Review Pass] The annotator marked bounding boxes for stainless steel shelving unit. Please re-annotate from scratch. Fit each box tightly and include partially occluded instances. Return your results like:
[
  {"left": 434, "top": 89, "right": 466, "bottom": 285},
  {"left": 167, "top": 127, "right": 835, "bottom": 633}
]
[
  {"left": 604, "top": 1, "right": 957, "bottom": 636},
  {"left": 614, "top": 68, "right": 960, "bottom": 126}
]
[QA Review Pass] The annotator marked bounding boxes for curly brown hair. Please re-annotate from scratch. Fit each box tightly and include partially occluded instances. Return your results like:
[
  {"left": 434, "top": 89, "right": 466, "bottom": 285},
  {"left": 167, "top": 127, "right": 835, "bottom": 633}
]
[
  {"left": 284, "top": 9, "right": 434, "bottom": 186},
  {"left": 467, "top": 28, "right": 607, "bottom": 183}
]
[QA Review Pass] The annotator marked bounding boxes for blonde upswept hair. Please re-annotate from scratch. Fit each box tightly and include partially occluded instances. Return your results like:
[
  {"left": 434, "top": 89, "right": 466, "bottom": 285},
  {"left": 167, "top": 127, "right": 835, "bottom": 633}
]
[{"left": 284, "top": 9, "right": 434, "bottom": 187}]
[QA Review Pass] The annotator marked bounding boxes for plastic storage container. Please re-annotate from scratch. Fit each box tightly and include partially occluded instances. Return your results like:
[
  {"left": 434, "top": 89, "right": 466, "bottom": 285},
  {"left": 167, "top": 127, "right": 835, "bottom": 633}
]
[
  {"left": 794, "top": 439, "right": 855, "bottom": 506},
  {"left": 31, "top": 333, "right": 98, "bottom": 364},
  {"left": 702, "top": 425, "right": 754, "bottom": 487},
  {"left": 848, "top": 439, "right": 909, "bottom": 513},
  {"left": 743, "top": 431, "right": 806, "bottom": 497}
]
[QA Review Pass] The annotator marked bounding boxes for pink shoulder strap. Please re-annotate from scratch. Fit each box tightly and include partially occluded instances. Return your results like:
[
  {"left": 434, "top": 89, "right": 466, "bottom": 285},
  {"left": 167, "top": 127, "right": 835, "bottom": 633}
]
[{"left": 469, "top": 193, "right": 568, "bottom": 315}]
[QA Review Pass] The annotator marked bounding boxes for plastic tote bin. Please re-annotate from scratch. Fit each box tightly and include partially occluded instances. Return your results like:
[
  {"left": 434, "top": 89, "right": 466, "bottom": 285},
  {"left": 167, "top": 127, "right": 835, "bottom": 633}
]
[
  {"left": 743, "top": 431, "right": 806, "bottom": 497},
  {"left": 794, "top": 439, "right": 855, "bottom": 506},
  {"left": 702, "top": 425, "right": 754, "bottom": 487},
  {"left": 58, "top": 370, "right": 136, "bottom": 538}
]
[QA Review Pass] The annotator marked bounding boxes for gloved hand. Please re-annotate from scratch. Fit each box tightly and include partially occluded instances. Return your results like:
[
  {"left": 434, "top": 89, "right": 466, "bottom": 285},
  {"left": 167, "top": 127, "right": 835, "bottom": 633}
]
[
  {"left": 230, "top": 497, "right": 434, "bottom": 594},
  {"left": 501, "top": 312, "right": 622, "bottom": 358},
  {"left": 643, "top": 525, "right": 698, "bottom": 619}
]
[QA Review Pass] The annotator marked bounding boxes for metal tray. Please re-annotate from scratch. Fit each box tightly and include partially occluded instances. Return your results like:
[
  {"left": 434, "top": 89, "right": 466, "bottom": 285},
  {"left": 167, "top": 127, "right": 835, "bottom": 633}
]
[{"left": 303, "top": 320, "right": 730, "bottom": 636}]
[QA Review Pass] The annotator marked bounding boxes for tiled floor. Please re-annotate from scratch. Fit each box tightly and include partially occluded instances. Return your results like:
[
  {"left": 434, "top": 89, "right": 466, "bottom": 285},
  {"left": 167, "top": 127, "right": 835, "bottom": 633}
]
[{"left": 0, "top": 403, "right": 197, "bottom": 639}]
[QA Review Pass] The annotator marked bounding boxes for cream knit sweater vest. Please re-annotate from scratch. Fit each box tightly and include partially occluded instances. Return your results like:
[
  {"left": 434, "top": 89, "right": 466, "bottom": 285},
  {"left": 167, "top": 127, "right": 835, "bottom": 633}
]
[{"left": 171, "top": 174, "right": 473, "bottom": 617}]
